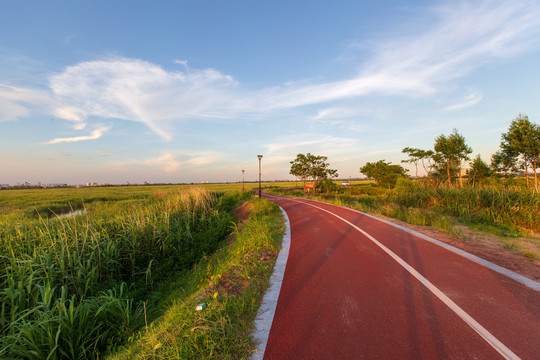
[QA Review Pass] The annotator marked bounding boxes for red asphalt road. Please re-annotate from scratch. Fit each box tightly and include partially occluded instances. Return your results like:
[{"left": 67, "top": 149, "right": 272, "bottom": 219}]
[{"left": 262, "top": 194, "right": 540, "bottom": 360}]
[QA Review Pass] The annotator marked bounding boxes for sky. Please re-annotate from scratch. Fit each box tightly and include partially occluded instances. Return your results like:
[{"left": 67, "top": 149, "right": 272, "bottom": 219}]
[{"left": 1, "top": 0, "right": 540, "bottom": 185}]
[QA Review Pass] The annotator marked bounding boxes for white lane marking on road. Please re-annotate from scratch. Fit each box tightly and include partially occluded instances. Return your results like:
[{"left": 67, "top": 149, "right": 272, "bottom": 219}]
[
  {"left": 268, "top": 194, "right": 540, "bottom": 292},
  {"left": 349, "top": 208, "right": 540, "bottom": 292},
  {"left": 268, "top": 195, "right": 521, "bottom": 360},
  {"left": 251, "top": 207, "right": 291, "bottom": 360}
]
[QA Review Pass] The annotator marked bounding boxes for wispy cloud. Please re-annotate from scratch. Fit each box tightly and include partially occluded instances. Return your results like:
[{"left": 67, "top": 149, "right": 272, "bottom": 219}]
[
  {"left": 257, "top": 0, "right": 540, "bottom": 109},
  {"left": 0, "top": 97, "right": 30, "bottom": 121},
  {"left": 313, "top": 107, "right": 363, "bottom": 121},
  {"left": 48, "top": 58, "right": 238, "bottom": 140},
  {"left": 145, "top": 152, "right": 180, "bottom": 173},
  {"left": 42, "top": 126, "right": 111, "bottom": 144},
  {"left": 0, "top": 85, "right": 51, "bottom": 121},
  {"left": 113, "top": 152, "right": 180, "bottom": 173},
  {"left": 1, "top": 0, "right": 539, "bottom": 141},
  {"left": 184, "top": 151, "right": 224, "bottom": 166},
  {"left": 443, "top": 91, "right": 483, "bottom": 112},
  {"left": 266, "top": 134, "right": 358, "bottom": 162},
  {"left": 112, "top": 151, "right": 224, "bottom": 174}
]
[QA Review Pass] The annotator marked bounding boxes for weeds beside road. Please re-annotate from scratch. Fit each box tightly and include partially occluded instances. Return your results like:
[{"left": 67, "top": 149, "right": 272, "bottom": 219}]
[
  {"left": 1, "top": 186, "right": 285, "bottom": 359},
  {"left": 267, "top": 180, "right": 540, "bottom": 262},
  {"left": 108, "top": 197, "right": 284, "bottom": 359}
]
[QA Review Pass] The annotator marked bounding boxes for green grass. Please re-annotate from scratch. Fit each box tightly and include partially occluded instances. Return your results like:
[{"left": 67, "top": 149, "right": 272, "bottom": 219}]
[
  {"left": 0, "top": 185, "right": 263, "bottom": 359},
  {"left": 107, "top": 198, "right": 285, "bottom": 359}
]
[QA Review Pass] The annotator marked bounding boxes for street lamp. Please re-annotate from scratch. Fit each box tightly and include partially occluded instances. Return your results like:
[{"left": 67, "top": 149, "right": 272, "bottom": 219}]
[
  {"left": 242, "top": 169, "right": 245, "bottom": 191},
  {"left": 257, "top": 155, "right": 263, "bottom": 198}
]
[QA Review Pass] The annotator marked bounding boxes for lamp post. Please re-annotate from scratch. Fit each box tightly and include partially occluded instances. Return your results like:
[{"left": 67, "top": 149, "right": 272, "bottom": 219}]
[
  {"left": 242, "top": 169, "right": 245, "bottom": 191},
  {"left": 257, "top": 155, "right": 263, "bottom": 198}
]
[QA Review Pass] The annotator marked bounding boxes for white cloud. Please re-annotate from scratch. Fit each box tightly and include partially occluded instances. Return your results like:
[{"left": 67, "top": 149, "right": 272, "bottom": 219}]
[
  {"left": 184, "top": 151, "right": 223, "bottom": 166},
  {"left": 0, "top": 97, "right": 30, "bottom": 121},
  {"left": 255, "top": 0, "right": 540, "bottom": 109},
  {"left": 1, "top": 0, "right": 539, "bottom": 143},
  {"left": 443, "top": 91, "right": 483, "bottom": 112},
  {"left": 113, "top": 152, "right": 180, "bottom": 173},
  {"left": 43, "top": 126, "right": 110, "bottom": 144},
  {"left": 174, "top": 59, "right": 189, "bottom": 68},
  {"left": 146, "top": 152, "right": 181, "bottom": 173},
  {"left": 0, "top": 84, "right": 52, "bottom": 122},
  {"left": 48, "top": 58, "right": 238, "bottom": 140},
  {"left": 112, "top": 151, "right": 224, "bottom": 174},
  {"left": 313, "top": 107, "right": 362, "bottom": 121},
  {"left": 266, "top": 134, "right": 358, "bottom": 161}
]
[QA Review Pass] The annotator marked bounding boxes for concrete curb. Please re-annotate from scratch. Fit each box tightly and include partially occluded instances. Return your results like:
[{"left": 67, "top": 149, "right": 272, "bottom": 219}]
[{"left": 251, "top": 207, "right": 291, "bottom": 360}]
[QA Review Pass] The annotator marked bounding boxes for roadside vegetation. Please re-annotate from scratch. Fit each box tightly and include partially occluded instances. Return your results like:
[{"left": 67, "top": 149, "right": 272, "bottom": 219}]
[
  {"left": 0, "top": 185, "right": 284, "bottom": 359},
  {"left": 269, "top": 114, "right": 540, "bottom": 261},
  {"left": 108, "top": 196, "right": 284, "bottom": 359}
]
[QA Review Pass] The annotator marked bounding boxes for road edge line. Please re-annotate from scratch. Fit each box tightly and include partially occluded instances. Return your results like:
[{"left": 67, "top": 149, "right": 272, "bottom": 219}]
[
  {"left": 270, "top": 194, "right": 540, "bottom": 292},
  {"left": 300, "top": 199, "right": 521, "bottom": 360},
  {"left": 251, "top": 206, "right": 291, "bottom": 360},
  {"left": 345, "top": 207, "right": 540, "bottom": 292}
]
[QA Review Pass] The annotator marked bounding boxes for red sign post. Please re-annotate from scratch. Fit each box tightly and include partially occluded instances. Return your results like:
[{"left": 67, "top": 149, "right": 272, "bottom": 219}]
[{"left": 304, "top": 183, "right": 315, "bottom": 193}]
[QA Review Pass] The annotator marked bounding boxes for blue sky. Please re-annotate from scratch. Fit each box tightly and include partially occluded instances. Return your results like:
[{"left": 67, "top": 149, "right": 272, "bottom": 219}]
[{"left": 1, "top": 0, "right": 540, "bottom": 184}]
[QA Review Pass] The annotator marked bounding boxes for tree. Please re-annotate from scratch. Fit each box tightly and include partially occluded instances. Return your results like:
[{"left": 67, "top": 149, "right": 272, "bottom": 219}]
[
  {"left": 402, "top": 147, "right": 435, "bottom": 177},
  {"left": 289, "top": 153, "right": 338, "bottom": 190},
  {"left": 499, "top": 114, "right": 540, "bottom": 192},
  {"left": 290, "top": 153, "right": 310, "bottom": 188},
  {"left": 360, "top": 160, "right": 408, "bottom": 188},
  {"left": 491, "top": 150, "right": 517, "bottom": 177},
  {"left": 433, "top": 129, "right": 472, "bottom": 186},
  {"left": 468, "top": 155, "right": 492, "bottom": 186}
]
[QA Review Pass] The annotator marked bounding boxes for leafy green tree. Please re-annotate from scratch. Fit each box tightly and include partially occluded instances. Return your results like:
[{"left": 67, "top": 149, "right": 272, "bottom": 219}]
[
  {"left": 317, "top": 178, "right": 338, "bottom": 193},
  {"left": 499, "top": 114, "right": 540, "bottom": 192},
  {"left": 289, "top": 153, "right": 338, "bottom": 190},
  {"left": 402, "top": 147, "right": 435, "bottom": 177},
  {"left": 491, "top": 150, "right": 517, "bottom": 177},
  {"left": 433, "top": 129, "right": 472, "bottom": 186},
  {"left": 290, "top": 153, "right": 310, "bottom": 187},
  {"left": 468, "top": 155, "right": 492, "bottom": 186},
  {"left": 360, "top": 160, "right": 408, "bottom": 188}
]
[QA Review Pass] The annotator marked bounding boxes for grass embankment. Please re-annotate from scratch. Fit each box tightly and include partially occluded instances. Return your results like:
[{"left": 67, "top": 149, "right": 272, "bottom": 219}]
[
  {"left": 108, "top": 197, "right": 284, "bottom": 359},
  {"left": 267, "top": 180, "right": 540, "bottom": 260},
  {"left": 0, "top": 185, "right": 284, "bottom": 359}
]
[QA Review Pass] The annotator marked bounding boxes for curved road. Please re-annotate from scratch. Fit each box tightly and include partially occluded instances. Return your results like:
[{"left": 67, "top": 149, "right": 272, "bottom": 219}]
[{"left": 257, "top": 194, "right": 540, "bottom": 360}]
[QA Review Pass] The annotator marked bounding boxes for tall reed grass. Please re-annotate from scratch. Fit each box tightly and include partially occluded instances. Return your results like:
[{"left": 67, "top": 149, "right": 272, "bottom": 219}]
[
  {"left": 0, "top": 186, "right": 245, "bottom": 359},
  {"left": 107, "top": 197, "right": 284, "bottom": 359},
  {"left": 268, "top": 181, "right": 540, "bottom": 233},
  {"left": 391, "top": 184, "right": 540, "bottom": 232}
]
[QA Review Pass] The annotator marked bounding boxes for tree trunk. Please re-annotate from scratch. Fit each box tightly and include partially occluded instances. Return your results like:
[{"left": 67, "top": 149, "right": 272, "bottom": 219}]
[
  {"left": 525, "top": 162, "right": 530, "bottom": 189},
  {"left": 446, "top": 160, "right": 451, "bottom": 184},
  {"left": 458, "top": 159, "right": 462, "bottom": 188},
  {"left": 534, "top": 157, "right": 538, "bottom": 193}
]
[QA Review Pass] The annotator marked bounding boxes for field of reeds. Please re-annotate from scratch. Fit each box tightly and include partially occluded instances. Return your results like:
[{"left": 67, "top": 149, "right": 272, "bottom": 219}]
[{"left": 0, "top": 185, "right": 254, "bottom": 359}]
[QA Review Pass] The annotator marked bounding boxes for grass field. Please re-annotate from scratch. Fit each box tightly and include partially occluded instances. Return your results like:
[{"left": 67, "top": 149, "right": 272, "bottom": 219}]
[{"left": 1, "top": 185, "right": 280, "bottom": 359}]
